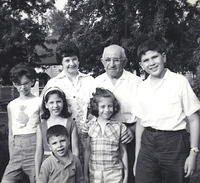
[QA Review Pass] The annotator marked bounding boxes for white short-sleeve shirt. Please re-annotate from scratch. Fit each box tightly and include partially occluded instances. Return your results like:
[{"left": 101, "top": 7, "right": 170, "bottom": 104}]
[
  {"left": 9, "top": 96, "right": 41, "bottom": 135},
  {"left": 95, "top": 70, "right": 142, "bottom": 124},
  {"left": 42, "top": 71, "right": 95, "bottom": 131},
  {"left": 135, "top": 69, "right": 200, "bottom": 131}
]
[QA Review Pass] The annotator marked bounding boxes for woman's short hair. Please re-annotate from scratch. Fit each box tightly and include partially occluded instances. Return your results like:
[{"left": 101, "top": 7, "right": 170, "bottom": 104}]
[
  {"left": 56, "top": 41, "right": 80, "bottom": 64},
  {"left": 90, "top": 87, "right": 120, "bottom": 118},
  {"left": 41, "top": 87, "right": 71, "bottom": 119}
]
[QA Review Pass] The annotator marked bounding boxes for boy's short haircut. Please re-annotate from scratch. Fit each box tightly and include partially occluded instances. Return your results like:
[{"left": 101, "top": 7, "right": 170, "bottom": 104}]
[
  {"left": 137, "top": 38, "right": 167, "bottom": 60},
  {"left": 46, "top": 125, "right": 69, "bottom": 143},
  {"left": 56, "top": 41, "right": 80, "bottom": 64},
  {"left": 10, "top": 62, "right": 37, "bottom": 86},
  {"left": 90, "top": 87, "right": 120, "bottom": 117}
]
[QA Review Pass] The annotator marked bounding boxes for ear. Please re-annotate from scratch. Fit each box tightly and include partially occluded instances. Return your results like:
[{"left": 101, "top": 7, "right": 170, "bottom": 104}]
[
  {"left": 45, "top": 102, "right": 49, "bottom": 109},
  {"left": 48, "top": 144, "right": 52, "bottom": 151},
  {"left": 162, "top": 53, "right": 167, "bottom": 64},
  {"left": 139, "top": 62, "right": 144, "bottom": 70},
  {"left": 122, "top": 58, "right": 127, "bottom": 67},
  {"left": 31, "top": 79, "right": 36, "bottom": 87}
]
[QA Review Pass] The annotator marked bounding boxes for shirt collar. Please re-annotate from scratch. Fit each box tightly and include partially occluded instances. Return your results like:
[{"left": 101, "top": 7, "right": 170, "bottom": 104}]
[
  {"left": 147, "top": 68, "right": 171, "bottom": 82},
  {"left": 52, "top": 152, "right": 73, "bottom": 167},
  {"left": 56, "top": 71, "right": 88, "bottom": 79},
  {"left": 103, "top": 69, "right": 127, "bottom": 81}
]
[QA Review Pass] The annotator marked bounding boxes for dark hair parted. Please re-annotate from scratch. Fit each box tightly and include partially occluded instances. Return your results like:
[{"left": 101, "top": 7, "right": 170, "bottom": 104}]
[
  {"left": 90, "top": 87, "right": 120, "bottom": 118},
  {"left": 46, "top": 125, "right": 69, "bottom": 143},
  {"left": 10, "top": 62, "right": 36, "bottom": 86},
  {"left": 41, "top": 89, "right": 71, "bottom": 119},
  {"left": 56, "top": 41, "right": 80, "bottom": 64},
  {"left": 137, "top": 38, "right": 167, "bottom": 60}
]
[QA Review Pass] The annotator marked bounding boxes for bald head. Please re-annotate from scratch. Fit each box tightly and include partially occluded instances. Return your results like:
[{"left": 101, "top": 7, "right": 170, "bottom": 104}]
[{"left": 101, "top": 44, "right": 127, "bottom": 79}]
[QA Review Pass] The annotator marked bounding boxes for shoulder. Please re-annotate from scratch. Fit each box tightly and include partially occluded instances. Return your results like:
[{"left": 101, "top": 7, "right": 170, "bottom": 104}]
[
  {"left": 95, "top": 73, "right": 107, "bottom": 82},
  {"left": 166, "top": 70, "right": 189, "bottom": 88},
  {"left": 8, "top": 98, "right": 20, "bottom": 107},
  {"left": 110, "top": 120, "right": 126, "bottom": 128},
  {"left": 123, "top": 70, "right": 142, "bottom": 83},
  {"left": 79, "top": 72, "right": 94, "bottom": 82},
  {"left": 41, "top": 155, "right": 55, "bottom": 168}
]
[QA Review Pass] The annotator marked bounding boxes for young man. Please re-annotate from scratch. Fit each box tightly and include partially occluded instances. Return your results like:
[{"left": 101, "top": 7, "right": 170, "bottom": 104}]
[
  {"left": 37, "top": 125, "right": 84, "bottom": 183},
  {"left": 134, "top": 38, "right": 200, "bottom": 183}
]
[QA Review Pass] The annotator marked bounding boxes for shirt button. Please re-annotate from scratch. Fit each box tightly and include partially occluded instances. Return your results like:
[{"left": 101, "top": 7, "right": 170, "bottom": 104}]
[
  {"left": 73, "top": 96, "right": 76, "bottom": 98},
  {"left": 73, "top": 118, "right": 76, "bottom": 121}
]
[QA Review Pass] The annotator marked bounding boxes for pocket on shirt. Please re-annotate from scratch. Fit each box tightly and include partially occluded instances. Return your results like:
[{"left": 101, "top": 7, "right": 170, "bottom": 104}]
[{"left": 158, "top": 97, "right": 180, "bottom": 118}]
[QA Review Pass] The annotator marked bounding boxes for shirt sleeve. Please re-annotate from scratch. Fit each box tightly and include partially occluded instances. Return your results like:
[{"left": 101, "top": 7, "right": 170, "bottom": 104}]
[
  {"left": 75, "top": 156, "right": 84, "bottom": 183},
  {"left": 181, "top": 76, "right": 200, "bottom": 116},
  {"left": 37, "top": 161, "right": 50, "bottom": 183},
  {"left": 120, "top": 122, "right": 128, "bottom": 142}
]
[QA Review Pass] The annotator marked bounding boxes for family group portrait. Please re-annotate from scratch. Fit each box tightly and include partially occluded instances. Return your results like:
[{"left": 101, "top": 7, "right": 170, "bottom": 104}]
[{"left": 0, "top": 0, "right": 200, "bottom": 183}]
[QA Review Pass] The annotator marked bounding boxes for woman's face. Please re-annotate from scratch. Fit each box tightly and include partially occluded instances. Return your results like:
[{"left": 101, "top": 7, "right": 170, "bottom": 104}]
[{"left": 62, "top": 56, "right": 79, "bottom": 75}]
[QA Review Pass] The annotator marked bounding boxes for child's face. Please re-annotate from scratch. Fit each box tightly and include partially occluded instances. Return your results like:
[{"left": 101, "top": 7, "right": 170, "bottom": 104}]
[
  {"left": 13, "top": 75, "right": 34, "bottom": 96},
  {"left": 98, "top": 97, "right": 114, "bottom": 120},
  {"left": 140, "top": 50, "right": 166, "bottom": 79},
  {"left": 48, "top": 135, "right": 69, "bottom": 157},
  {"left": 62, "top": 56, "right": 79, "bottom": 75},
  {"left": 45, "top": 94, "right": 64, "bottom": 117}
]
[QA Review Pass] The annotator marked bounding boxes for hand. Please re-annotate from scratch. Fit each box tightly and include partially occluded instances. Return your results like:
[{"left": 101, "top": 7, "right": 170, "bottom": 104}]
[
  {"left": 133, "top": 161, "right": 137, "bottom": 176},
  {"left": 184, "top": 152, "right": 197, "bottom": 177},
  {"left": 121, "top": 128, "right": 133, "bottom": 144}
]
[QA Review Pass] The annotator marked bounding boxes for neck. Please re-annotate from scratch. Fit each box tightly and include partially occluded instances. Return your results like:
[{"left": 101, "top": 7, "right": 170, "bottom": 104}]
[
  {"left": 19, "top": 93, "right": 34, "bottom": 99},
  {"left": 64, "top": 70, "right": 79, "bottom": 79},
  {"left": 48, "top": 115, "right": 63, "bottom": 121},
  {"left": 150, "top": 68, "right": 167, "bottom": 81}
]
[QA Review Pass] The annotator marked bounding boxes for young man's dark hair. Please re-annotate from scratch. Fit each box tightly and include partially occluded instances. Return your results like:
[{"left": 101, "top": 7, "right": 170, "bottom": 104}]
[{"left": 137, "top": 38, "right": 166, "bottom": 60}]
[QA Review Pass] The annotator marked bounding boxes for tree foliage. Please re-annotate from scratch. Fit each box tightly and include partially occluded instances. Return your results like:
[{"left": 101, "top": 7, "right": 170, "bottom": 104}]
[
  {"left": 0, "top": 0, "right": 55, "bottom": 84},
  {"left": 48, "top": 0, "right": 200, "bottom": 76}
]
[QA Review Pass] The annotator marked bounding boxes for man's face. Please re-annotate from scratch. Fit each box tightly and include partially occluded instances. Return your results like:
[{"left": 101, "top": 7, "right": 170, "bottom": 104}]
[
  {"left": 62, "top": 56, "right": 79, "bottom": 75},
  {"left": 101, "top": 47, "right": 126, "bottom": 79},
  {"left": 140, "top": 50, "right": 166, "bottom": 79},
  {"left": 48, "top": 135, "right": 69, "bottom": 157}
]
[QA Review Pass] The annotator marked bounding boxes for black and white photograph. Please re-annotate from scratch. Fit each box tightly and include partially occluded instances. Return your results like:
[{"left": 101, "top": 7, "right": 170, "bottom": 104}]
[{"left": 0, "top": 0, "right": 200, "bottom": 183}]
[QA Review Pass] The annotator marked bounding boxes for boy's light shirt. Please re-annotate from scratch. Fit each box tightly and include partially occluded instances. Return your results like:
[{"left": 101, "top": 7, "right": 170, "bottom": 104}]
[
  {"left": 135, "top": 69, "right": 200, "bottom": 131},
  {"left": 42, "top": 71, "right": 95, "bottom": 131},
  {"left": 95, "top": 70, "right": 142, "bottom": 124},
  {"left": 10, "top": 96, "right": 41, "bottom": 135}
]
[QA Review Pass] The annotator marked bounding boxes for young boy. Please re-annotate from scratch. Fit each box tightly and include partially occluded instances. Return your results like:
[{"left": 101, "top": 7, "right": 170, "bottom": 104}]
[
  {"left": 1, "top": 63, "right": 41, "bottom": 183},
  {"left": 37, "top": 125, "right": 84, "bottom": 183},
  {"left": 134, "top": 38, "right": 200, "bottom": 183}
]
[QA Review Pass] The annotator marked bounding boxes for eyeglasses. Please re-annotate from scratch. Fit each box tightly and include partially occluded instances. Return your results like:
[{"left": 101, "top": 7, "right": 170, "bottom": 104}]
[
  {"left": 14, "top": 80, "right": 32, "bottom": 87},
  {"left": 102, "top": 57, "right": 122, "bottom": 62}
]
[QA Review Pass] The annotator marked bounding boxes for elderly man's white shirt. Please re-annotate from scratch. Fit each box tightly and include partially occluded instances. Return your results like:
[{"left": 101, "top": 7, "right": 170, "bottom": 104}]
[
  {"left": 95, "top": 70, "right": 142, "bottom": 124},
  {"left": 42, "top": 71, "right": 95, "bottom": 131},
  {"left": 135, "top": 69, "right": 200, "bottom": 131}
]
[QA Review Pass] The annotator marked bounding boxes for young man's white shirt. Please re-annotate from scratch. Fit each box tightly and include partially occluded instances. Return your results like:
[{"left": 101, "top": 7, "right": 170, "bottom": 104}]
[{"left": 135, "top": 69, "right": 200, "bottom": 131}]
